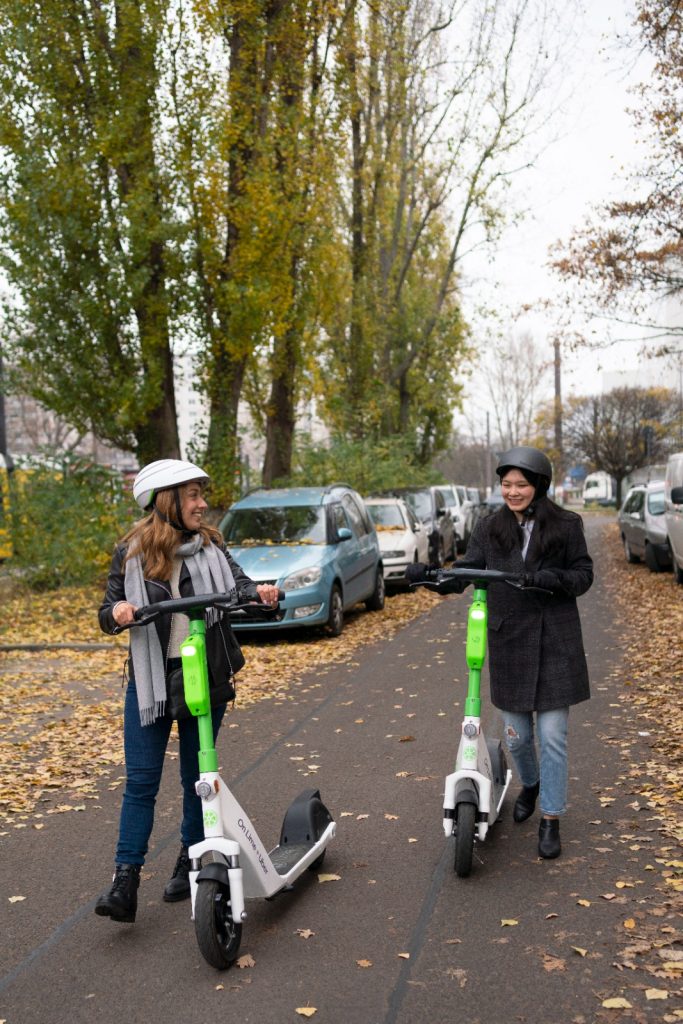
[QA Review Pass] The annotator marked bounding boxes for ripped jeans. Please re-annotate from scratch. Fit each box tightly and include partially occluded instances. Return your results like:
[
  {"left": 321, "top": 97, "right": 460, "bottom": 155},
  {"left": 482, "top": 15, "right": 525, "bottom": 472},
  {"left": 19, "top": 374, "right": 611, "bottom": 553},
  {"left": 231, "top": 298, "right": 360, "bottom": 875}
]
[{"left": 501, "top": 707, "right": 569, "bottom": 817}]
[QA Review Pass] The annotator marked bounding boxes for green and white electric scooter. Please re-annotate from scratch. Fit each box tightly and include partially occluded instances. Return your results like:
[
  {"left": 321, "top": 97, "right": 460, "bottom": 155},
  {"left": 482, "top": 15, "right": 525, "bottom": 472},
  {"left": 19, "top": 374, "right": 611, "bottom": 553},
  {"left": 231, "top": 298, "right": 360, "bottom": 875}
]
[
  {"left": 409, "top": 565, "right": 543, "bottom": 876},
  {"left": 129, "top": 592, "right": 336, "bottom": 968}
]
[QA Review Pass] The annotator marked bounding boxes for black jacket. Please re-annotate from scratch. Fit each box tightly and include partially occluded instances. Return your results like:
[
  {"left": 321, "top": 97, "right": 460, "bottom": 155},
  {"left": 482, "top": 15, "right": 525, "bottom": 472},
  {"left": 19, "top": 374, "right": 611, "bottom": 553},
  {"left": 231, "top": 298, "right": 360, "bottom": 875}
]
[
  {"left": 457, "top": 511, "right": 593, "bottom": 713},
  {"left": 99, "top": 541, "right": 258, "bottom": 683}
]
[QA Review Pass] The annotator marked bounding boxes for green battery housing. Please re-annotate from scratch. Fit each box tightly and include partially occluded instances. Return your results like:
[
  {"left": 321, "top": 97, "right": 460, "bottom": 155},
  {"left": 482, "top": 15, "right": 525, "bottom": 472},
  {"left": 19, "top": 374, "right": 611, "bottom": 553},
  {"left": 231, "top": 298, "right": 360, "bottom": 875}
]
[
  {"left": 465, "top": 591, "right": 488, "bottom": 670},
  {"left": 180, "top": 632, "right": 211, "bottom": 717}
]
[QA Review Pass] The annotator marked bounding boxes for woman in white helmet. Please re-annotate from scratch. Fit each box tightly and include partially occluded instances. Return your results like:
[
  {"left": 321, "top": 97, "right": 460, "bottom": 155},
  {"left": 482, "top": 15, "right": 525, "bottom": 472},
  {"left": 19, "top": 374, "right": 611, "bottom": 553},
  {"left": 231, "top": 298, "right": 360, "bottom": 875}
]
[{"left": 94, "top": 459, "right": 279, "bottom": 925}]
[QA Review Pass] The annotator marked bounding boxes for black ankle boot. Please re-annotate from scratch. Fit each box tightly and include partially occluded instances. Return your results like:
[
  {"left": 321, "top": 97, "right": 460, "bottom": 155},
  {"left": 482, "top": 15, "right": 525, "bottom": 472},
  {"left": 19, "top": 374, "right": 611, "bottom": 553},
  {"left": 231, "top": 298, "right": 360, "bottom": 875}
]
[
  {"left": 95, "top": 864, "right": 140, "bottom": 923},
  {"left": 513, "top": 782, "right": 539, "bottom": 823},
  {"left": 538, "top": 818, "right": 561, "bottom": 859},
  {"left": 163, "top": 846, "right": 191, "bottom": 902}
]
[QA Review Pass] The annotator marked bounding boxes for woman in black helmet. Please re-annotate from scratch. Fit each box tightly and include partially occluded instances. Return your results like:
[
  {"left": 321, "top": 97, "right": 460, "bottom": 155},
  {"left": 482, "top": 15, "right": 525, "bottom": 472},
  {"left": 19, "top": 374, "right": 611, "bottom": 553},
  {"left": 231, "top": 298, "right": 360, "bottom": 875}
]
[{"left": 455, "top": 446, "right": 593, "bottom": 859}]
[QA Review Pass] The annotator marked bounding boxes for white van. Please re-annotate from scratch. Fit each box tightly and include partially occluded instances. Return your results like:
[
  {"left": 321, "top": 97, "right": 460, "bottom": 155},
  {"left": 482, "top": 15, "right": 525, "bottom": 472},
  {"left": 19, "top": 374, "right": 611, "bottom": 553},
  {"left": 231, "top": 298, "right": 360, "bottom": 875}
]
[
  {"left": 664, "top": 452, "right": 683, "bottom": 584},
  {"left": 582, "top": 471, "right": 616, "bottom": 506}
]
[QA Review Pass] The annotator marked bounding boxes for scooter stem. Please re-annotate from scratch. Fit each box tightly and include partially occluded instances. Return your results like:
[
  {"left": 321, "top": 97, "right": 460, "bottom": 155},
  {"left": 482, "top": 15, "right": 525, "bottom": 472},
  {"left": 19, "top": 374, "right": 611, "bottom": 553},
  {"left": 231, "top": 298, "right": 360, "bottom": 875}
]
[
  {"left": 181, "top": 613, "right": 218, "bottom": 773},
  {"left": 464, "top": 586, "right": 488, "bottom": 718}
]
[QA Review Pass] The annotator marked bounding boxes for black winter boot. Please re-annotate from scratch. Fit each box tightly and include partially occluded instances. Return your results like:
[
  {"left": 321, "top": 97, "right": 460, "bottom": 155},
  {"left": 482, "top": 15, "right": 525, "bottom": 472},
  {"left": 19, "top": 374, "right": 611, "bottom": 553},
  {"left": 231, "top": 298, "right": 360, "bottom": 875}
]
[
  {"left": 95, "top": 864, "right": 140, "bottom": 923},
  {"left": 163, "top": 846, "right": 191, "bottom": 902},
  {"left": 538, "top": 818, "right": 561, "bottom": 859},
  {"left": 513, "top": 782, "right": 540, "bottom": 823}
]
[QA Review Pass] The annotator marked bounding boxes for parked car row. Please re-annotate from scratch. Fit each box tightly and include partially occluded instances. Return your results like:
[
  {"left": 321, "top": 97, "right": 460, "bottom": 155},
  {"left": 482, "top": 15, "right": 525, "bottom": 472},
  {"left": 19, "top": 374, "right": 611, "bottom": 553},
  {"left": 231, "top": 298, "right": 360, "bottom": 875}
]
[
  {"left": 616, "top": 451, "right": 683, "bottom": 584},
  {"left": 219, "top": 479, "right": 484, "bottom": 637}
]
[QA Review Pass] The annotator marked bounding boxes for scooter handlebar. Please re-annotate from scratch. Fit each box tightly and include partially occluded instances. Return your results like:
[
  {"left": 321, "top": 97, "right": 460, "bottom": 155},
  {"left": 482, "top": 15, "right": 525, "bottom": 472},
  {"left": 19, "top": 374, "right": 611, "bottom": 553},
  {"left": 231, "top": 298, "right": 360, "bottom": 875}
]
[
  {"left": 120, "top": 590, "right": 286, "bottom": 629},
  {"left": 407, "top": 563, "right": 552, "bottom": 594}
]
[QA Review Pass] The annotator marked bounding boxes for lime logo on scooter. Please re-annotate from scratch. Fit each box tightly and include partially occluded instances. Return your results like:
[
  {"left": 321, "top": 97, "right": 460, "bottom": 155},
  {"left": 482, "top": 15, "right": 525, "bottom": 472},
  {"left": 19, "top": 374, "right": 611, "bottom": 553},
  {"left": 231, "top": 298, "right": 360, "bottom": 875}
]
[
  {"left": 203, "top": 809, "right": 219, "bottom": 828},
  {"left": 238, "top": 817, "right": 269, "bottom": 875},
  {"left": 463, "top": 744, "right": 477, "bottom": 762}
]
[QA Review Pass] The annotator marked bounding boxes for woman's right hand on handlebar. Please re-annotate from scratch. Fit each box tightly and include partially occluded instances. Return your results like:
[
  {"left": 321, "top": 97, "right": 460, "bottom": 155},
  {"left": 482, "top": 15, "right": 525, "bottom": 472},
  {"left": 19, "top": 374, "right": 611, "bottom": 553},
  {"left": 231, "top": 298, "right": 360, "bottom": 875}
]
[{"left": 112, "top": 601, "right": 138, "bottom": 627}]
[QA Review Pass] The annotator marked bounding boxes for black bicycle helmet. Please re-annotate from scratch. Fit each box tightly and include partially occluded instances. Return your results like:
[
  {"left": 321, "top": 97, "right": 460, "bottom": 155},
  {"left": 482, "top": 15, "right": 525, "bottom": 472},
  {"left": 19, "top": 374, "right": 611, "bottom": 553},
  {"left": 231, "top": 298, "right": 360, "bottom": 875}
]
[{"left": 495, "top": 446, "right": 552, "bottom": 486}]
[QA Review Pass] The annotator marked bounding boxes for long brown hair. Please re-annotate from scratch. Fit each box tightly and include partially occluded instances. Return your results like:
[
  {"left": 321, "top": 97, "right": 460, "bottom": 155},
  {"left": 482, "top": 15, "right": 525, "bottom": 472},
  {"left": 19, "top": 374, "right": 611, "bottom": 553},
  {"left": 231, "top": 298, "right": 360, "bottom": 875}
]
[{"left": 122, "top": 484, "right": 223, "bottom": 581}]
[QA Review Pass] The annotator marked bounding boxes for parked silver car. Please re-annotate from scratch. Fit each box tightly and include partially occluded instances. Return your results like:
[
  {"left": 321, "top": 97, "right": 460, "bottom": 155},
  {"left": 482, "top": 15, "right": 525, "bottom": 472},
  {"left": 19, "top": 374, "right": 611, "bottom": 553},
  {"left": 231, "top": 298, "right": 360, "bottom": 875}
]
[
  {"left": 434, "top": 484, "right": 471, "bottom": 553},
  {"left": 617, "top": 481, "right": 671, "bottom": 572},
  {"left": 364, "top": 497, "right": 429, "bottom": 588}
]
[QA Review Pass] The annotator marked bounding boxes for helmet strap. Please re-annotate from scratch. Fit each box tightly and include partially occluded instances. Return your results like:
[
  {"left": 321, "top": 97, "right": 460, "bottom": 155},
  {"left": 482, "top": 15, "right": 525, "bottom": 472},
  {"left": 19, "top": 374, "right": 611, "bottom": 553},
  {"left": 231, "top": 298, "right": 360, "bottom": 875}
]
[{"left": 152, "top": 488, "right": 199, "bottom": 535}]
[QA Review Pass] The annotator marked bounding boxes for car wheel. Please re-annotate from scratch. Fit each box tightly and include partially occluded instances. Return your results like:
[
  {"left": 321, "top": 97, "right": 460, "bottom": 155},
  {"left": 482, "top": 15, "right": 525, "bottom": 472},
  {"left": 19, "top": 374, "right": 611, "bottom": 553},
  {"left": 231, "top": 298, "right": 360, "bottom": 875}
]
[
  {"left": 325, "top": 584, "right": 344, "bottom": 636},
  {"left": 365, "top": 568, "right": 386, "bottom": 611},
  {"left": 622, "top": 535, "right": 640, "bottom": 564},
  {"left": 644, "top": 543, "right": 664, "bottom": 573}
]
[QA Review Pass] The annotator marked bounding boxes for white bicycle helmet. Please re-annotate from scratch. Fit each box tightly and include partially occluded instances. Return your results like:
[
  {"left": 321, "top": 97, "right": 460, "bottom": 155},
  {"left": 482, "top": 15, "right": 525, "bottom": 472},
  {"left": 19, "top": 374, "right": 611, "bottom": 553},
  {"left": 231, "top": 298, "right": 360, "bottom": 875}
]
[{"left": 133, "top": 459, "right": 209, "bottom": 510}]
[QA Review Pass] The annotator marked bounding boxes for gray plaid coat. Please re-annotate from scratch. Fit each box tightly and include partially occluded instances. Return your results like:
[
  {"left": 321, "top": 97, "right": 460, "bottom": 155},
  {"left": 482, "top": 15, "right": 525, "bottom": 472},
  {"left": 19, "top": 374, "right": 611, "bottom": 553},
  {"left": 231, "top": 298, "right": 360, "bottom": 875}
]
[{"left": 458, "top": 512, "right": 593, "bottom": 713}]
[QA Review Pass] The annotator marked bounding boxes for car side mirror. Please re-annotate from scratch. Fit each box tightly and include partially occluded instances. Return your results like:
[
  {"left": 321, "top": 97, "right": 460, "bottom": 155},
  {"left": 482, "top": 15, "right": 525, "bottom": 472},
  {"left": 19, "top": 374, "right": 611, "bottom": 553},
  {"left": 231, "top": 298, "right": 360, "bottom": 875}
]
[
  {"left": 671, "top": 486, "right": 683, "bottom": 505},
  {"left": 436, "top": 508, "right": 445, "bottom": 517},
  {"left": 337, "top": 527, "right": 353, "bottom": 541},
  {"left": 413, "top": 521, "right": 422, "bottom": 532}
]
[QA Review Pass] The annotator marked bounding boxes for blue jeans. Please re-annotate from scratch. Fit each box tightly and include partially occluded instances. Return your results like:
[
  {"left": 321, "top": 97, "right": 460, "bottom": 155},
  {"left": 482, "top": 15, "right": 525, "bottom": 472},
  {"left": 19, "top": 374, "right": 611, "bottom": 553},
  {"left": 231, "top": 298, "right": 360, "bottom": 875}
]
[
  {"left": 116, "top": 677, "right": 226, "bottom": 865},
  {"left": 501, "top": 707, "right": 569, "bottom": 817}
]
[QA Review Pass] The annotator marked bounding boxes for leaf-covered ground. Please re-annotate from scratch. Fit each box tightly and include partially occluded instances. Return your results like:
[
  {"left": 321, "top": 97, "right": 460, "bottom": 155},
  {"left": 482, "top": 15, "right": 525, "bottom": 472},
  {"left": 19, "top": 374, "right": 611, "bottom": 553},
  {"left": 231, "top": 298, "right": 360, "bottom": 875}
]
[
  {"left": 0, "top": 584, "right": 440, "bottom": 823},
  {"left": 0, "top": 526, "right": 680, "bottom": 857}
]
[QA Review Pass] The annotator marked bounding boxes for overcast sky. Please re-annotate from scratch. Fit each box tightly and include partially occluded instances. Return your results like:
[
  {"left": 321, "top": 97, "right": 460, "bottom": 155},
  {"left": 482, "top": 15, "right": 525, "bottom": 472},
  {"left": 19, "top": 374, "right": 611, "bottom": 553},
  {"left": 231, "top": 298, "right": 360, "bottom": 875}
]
[{"left": 457, "top": 0, "right": 674, "bottom": 430}]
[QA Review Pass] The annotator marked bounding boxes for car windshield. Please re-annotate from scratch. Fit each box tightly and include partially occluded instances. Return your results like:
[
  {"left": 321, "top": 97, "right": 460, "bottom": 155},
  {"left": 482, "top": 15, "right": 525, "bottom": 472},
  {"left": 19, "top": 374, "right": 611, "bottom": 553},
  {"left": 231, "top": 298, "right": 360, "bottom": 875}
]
[
  {"left": 222, "top": 506, "right": 327, "bottom": 546},
  {"left": 400, "top": 491, "right": 431, "bottom": 519},
  {"left": 367, "top": 504, "right": 406, "bottom": 530},
  {"left": 647, "top": 490, "right": 665, "bottom": 515},
  {"left": 435, "top": 486, "right": 454, "bottom": 504}
]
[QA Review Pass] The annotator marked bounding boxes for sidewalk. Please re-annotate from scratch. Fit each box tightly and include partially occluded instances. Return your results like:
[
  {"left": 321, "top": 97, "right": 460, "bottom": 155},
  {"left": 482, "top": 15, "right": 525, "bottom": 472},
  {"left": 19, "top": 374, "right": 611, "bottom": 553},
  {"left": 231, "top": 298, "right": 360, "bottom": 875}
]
[{"left": 0, "top": 515, "right": 681, "bottom": 1023}]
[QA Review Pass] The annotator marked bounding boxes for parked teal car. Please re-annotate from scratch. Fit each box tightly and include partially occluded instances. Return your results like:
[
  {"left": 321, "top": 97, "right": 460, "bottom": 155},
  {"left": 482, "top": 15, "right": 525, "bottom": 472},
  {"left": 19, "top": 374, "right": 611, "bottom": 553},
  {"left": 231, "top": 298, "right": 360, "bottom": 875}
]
[{"left": 219, "top": 485, "right": 385, "bottom": 636}]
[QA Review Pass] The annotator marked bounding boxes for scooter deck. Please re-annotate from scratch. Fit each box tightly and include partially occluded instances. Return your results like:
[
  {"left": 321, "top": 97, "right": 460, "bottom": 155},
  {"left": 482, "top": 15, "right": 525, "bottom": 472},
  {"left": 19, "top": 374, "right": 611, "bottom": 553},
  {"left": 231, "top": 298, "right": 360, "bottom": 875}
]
[{"left": 268, "top": 841, "right": 314, "bottom": 874}]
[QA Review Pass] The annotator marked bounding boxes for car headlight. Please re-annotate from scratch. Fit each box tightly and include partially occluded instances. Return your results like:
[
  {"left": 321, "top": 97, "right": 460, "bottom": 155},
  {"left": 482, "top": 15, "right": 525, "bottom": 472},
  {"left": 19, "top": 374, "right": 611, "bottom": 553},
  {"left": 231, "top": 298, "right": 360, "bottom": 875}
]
[
  {"left": 384, "top": 550, "right": 406, "bottom": 559},
  {"left": 282, "top": 566, "right": 323, "bottom": 591}
]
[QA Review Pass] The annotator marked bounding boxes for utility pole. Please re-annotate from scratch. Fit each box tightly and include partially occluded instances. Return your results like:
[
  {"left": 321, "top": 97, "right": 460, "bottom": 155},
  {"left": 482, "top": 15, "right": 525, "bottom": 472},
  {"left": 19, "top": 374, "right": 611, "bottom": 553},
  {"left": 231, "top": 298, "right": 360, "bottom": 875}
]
[
  {"left": 0, "top": 342, "right": 14, "bottom": 472},
  {"left": 553, "top": 335, "right": 563, "bottom": 496},
  {"left": 485, "top": 411, "right": 492, "bottom": 495}
]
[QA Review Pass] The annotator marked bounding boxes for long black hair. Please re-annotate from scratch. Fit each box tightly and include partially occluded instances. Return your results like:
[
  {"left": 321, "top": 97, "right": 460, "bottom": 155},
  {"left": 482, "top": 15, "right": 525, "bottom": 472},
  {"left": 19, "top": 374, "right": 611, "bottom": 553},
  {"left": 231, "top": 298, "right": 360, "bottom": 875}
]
[{"left": 488, "top": 468, "right": 583, "bottom": 556}]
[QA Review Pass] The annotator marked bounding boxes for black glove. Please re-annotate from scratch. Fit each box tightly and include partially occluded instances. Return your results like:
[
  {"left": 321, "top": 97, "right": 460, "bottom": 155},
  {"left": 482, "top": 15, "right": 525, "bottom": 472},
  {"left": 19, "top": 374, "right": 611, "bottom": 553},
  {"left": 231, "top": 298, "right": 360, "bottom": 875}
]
[
  {"left": 524, "top": 569, "right": 560, "bottom": 592},
  {"left": 406, "top": 562, "right": 429, "bottom": 584}
]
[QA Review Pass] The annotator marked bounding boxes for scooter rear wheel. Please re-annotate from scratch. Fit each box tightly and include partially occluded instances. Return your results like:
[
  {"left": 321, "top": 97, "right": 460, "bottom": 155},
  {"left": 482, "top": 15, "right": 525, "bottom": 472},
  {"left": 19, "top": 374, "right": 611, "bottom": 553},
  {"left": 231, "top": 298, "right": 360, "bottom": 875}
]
[
  {"left": 194, "top": 879, "right": 243, "bottom": 969},
  {"left": 454, "top": 802, "right": 476, "bottom": 878}
]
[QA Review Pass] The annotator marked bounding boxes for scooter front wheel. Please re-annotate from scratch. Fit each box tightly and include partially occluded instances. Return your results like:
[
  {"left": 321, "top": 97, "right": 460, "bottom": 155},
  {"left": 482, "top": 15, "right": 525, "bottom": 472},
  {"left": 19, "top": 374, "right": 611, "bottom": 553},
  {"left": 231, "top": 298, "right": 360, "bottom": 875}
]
[
  {"left": 454, "top": 802, "right": 476, "bottom": 878},
  {"left": 194, "top": 879, "right": 243, "bottom": 969}
]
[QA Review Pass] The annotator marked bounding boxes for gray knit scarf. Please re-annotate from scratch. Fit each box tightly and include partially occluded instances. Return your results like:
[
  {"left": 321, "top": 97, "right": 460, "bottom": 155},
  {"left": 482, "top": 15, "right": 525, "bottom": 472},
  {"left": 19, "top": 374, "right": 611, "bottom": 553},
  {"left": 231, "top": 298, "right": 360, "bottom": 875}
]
[{"left": 124, "top": 535, "right": 237, "bottom": 726}]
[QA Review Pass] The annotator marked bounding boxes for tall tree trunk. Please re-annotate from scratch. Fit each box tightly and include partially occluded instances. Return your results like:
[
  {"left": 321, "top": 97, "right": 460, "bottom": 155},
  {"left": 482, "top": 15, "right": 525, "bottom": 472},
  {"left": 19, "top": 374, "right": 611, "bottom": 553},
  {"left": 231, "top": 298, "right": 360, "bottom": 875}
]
[
  {"left": 115, "top": 2, "right": 179, "bottom": 462},
  {"left": 262, "top": 322, "right": 298, "bottom": 484}
]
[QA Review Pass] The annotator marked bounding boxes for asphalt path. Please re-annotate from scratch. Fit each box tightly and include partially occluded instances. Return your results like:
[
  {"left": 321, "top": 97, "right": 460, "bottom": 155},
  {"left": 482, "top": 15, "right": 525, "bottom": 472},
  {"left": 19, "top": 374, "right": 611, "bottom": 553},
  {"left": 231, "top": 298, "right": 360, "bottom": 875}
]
[{"left": 1, "top": 515, "right": 679, "bottom": 1023}]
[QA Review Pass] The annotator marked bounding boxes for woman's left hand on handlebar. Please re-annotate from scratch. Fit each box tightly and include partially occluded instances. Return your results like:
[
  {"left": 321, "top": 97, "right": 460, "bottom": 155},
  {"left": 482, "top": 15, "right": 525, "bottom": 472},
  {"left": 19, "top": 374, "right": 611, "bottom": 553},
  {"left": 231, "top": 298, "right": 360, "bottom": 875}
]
[{"left": 255, "top": 584, "right": 280, "bottom": 607}]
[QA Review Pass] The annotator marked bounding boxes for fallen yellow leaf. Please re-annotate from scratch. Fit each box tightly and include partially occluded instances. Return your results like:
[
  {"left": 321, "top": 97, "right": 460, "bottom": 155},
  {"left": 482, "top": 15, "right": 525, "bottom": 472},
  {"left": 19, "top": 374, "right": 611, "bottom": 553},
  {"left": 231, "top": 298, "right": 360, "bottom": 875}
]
[
  {"left": 356, "top": 959, "right": 373, "bottom": 968},
  {"left": 501, "top": 919, "right": 518, "bottom": 927},
  {"left": 623, "top": 918, "right": 636, "bottom": 930},
  {"left": 295, "top": 1009, "right": 317, "bottom": 1018},
  {"left": 572, "top": 947, "right": 588, "bottom": 957},
  {"left": 602, "top": 997, "right": 632, "bottom": 1009},
  {"left": 236, "top": 953, "right": 255, "bottom": 969},
  {"left": 397, "top": 952, "right": 410, "bottom": 959},
  {"left": 577, "top": 899, "right": 591, "bottom": 907},
  {"left": 317, "top": 873, "right": 341, "bottom": 883},
  {"left": 645, "top": 989, "right": 668, "bottom": 1000},
  {"left": 8, "top": 896, "right": 26, "bottom": 903}
]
